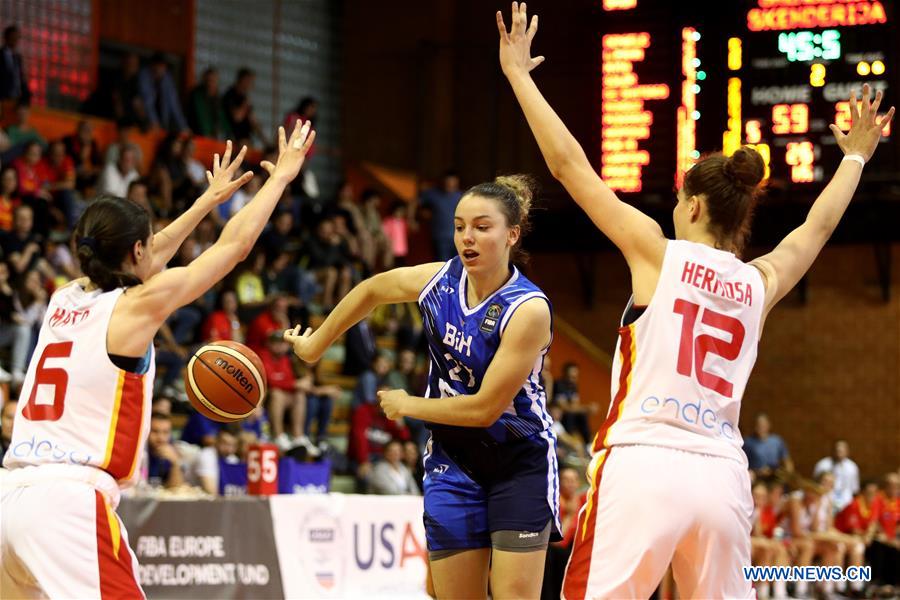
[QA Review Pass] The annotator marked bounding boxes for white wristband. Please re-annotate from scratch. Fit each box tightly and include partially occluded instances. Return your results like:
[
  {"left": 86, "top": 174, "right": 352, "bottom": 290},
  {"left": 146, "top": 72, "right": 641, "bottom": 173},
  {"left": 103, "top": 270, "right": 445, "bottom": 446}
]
[{"left": 842, "top": 154, "right": 866, "bottom": 167}]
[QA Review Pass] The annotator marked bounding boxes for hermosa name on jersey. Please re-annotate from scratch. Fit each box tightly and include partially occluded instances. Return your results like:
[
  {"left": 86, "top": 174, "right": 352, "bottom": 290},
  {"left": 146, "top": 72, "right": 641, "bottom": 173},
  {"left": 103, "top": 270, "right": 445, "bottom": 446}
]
[{"left": 681, "top": 260, "right": 754, "bottom": 306}]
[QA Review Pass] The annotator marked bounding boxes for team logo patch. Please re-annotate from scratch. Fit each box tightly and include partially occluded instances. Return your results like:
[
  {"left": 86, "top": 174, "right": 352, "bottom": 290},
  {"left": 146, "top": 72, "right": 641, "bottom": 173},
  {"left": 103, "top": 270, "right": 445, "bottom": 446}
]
[{"left": 480, "top": 303, "right": 503, "bottom": 333}]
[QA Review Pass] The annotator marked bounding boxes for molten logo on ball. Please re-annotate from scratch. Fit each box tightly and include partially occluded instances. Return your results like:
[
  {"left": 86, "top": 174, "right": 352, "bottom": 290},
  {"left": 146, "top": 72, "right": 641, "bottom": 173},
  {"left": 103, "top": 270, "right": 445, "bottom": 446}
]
[{"left": 214, "top": 357, "right": 255, "bottom": 393}]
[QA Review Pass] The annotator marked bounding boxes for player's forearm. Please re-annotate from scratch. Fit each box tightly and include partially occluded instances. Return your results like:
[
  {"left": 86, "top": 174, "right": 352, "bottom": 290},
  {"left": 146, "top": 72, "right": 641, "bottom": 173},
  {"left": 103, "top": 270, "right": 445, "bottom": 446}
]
[
  {"left": 150, "top": 202, "right": 210, "bottom": 273},
  {"left": 308, "top": 279, "right": 379, "bottom": 359},
  {"left": 804, "top": 159, "right": 863, "bottom": 237},
  {"left": 218, "top": 176, "right": 290, "bottom": 251},
  {"left": 401, "top": 393, "right": 497, "bottom": 428},
  {"left": 505, "top": 71, "right": 591, "bottom": 179}
]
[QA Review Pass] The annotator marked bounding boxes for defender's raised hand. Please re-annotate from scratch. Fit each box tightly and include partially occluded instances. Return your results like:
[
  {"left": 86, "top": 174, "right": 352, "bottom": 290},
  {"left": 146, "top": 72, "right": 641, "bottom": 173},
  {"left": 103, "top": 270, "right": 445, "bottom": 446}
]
[
  {"left": 829, "top": 83, "right": 895, "bottom": 163},
  {"left": 260, "top": 119, "right": 316, "bottom": 184},
  {"left": 496, "top": 2, "right": 544, "bottom": 77}
]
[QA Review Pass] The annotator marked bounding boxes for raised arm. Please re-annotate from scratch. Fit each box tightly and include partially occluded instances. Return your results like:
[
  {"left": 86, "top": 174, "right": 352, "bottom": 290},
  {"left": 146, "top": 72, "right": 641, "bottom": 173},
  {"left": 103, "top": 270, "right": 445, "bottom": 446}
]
[
  {"left": 497, "top": 2, "right": 665, "bottom": 268},
  {"left": 125, "top": 121, "right": 315, "bottom": 333},
  {"left": 284, "top": 262, "right": 444, "bottom": 363},
  {"left": 148, "top": 140, "right": 253, "bottom": 276},
  {"left": 753, "top": 84, "right": 894, "bottom": 312},
  {"left": 378, "top": 297, "right": 551, "bottom": 428}
]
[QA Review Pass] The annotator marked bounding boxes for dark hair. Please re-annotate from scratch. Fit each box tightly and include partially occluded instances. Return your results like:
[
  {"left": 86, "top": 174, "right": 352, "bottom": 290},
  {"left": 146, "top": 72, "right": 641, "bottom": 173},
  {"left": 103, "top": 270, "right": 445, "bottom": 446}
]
[
  {"left": 127, "top": 178, "right": 147, "bottom": 194},
  {"left": 236, "top": 67, "right": 254, "bottom": 80},
  {"left": 682, "top": 146, "right": 765, "bottom": 254},
  {"left": 149, "top": 52, "right": 167, "bottom": 66},
  {"left": 295, "top": 96, "right": 317, "bottom": 116},
  {"left": 361, "top": 188, "right": 380, "bottom": 203},
  {"left": 150, "top": 411, "right": 170, "bottom": 422},
  {"left": 463, "top": 174, "right": 537, "bottom": 265},
  {"left": 74, "top": 195, "right": 152, "bottom": 292},
  {"left": 3, "top": 25, "right": 19, "bottom": 40}
]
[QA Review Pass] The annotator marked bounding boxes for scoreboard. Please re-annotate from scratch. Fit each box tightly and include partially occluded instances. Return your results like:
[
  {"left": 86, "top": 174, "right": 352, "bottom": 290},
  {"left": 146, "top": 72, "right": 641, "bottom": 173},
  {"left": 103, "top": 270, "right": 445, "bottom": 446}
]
[{"left": 597, "top": 0, "right": 897, "bottom": 196}]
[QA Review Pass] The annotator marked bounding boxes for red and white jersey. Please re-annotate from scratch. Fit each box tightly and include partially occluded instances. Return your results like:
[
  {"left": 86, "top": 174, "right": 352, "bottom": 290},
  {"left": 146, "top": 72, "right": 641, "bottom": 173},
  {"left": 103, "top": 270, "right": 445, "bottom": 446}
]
[
  {"left": 3, "top": 282, "right": 155, "bottom": 489},
  {"left": 593, "top": 240, "right": 765, "bottom": 464}
]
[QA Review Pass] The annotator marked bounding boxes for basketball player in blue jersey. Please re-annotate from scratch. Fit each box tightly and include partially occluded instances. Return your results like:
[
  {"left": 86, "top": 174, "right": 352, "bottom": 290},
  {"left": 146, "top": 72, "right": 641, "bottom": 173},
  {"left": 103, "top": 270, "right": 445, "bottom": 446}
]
[{"left": 285, "top": 175, "right": 559, "bottom": 598}]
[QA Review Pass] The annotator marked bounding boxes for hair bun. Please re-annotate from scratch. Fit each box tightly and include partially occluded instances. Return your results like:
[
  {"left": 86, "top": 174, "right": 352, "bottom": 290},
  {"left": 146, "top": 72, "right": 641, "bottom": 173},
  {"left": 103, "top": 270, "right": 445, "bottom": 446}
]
[
  {"left": 724, "top": 146, "right": 765, "bottom": 188},
  {"left": 494, "top": 174, "right": 536, "bottom": 215}
]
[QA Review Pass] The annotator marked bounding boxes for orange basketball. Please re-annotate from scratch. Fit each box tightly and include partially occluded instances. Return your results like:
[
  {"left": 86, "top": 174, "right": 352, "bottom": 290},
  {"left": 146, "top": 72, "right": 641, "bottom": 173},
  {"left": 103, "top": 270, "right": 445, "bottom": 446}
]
[{"left": 185, "top": 340, "right": 267, "bottom": 423}]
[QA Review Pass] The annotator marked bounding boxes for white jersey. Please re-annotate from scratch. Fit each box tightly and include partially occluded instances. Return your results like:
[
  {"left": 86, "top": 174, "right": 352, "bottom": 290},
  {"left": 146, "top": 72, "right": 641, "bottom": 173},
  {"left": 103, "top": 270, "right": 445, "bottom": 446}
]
[
  {"left": 3, "top": 283, "right": 155, "bottom": 489},
  {"left": 593, "top": 240, "right": 765, "bottom": 464}
]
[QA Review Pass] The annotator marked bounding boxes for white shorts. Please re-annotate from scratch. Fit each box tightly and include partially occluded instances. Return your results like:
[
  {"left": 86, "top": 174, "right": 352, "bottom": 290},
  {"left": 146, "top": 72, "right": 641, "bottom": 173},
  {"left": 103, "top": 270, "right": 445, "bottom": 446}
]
[
  {"left": 562, "top": 444, "right": 754, "bottom": 600},
  {"left": 1, "top": 465, "right": 144, "bottom": 599}
]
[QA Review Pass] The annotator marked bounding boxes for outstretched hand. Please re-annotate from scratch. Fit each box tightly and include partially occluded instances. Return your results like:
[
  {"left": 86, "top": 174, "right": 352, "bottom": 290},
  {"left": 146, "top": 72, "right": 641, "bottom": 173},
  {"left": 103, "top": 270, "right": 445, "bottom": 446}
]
[
  {"left": 260, "top": 119, "right": 316, "bottom": 184},
  {"left": 496, "top": 2, "right": 544, "bottom": 77},
  {"left": 198, "top": 140, "right": 253, "bottom": 208},
  {"left": 283, "top": 324, "right": 321, "bottom": 363},
  {"left": 829, "top": 83, "right": 895, "bottom": 163}
]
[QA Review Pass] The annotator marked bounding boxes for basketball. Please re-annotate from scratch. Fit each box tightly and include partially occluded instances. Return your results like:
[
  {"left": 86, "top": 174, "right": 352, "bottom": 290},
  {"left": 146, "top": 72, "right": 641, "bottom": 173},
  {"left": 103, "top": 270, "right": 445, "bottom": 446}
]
[{"left": 184, "top": 340, "right": 267, "bottom": 423}]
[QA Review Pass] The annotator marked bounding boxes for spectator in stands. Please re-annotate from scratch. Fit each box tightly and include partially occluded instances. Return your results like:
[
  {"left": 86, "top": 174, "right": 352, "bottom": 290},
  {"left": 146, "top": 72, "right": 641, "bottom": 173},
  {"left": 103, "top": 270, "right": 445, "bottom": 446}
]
[
  {"left": 370, "top": 301, "right": 423, "bottom": 351},
  {"left": 297, "top": 361, "right": 342, "bottom": 453},
  {"left": 45, "top": 230, "right": 79, "bottom": 283},
  {"left": 12, "top": 141, "right": 53, "bottom": 234},
  {"left": 126, "top": 178, "right": 152, "bottom": 215},
  {"left": 1, "top": 205, "right": 45, "bottom": 275},
  {"left": 44, "top": 140, "right": 78, "bottom": 227},
  {"left": 150, "top": 133, "right": 195, "bottom": 217},
  {"left": 5, "top": 103, "right": 45, "bottom": 151},
  {"left": 785, "top": 482, "right": 837, "bottom": 598},
  {"left": 543, "top": 467, "right": 587, "bottom": 600},
  {"left": 202, "top": 290, "right": 243, "bottom": 342},
  {"left": 0, "top": 400, "right": 16, "bottom": 460},
  {"left": 540, "top": 354, "right": 555, "bottom": 407},
  {"left": 361, "top": 188, "right": 393, "bottom": 271},
  {"left": 354, "top": 351, "right": 393, "bottom": 407},
  {"left": 247, "top": 294, "right": 291, "bottom": 352},
  {"left": 63, "top": 120, "right": 102, "bottom": 192},
  {"left": 307, "top": 215, "right": 354, "bottom": 309},
  {"left": 382, "top": 200, "right": 410, "bottom": 267},
  {"left": 187, "top": 67, "right": 231, "bottom": 139},
  {"left": 869, "top": 473, "right": 899, "bottom": 589},
  {"left": 97, "top": 145, "right": 139, "bottom": 198},
  {"left": 138, "top": 53, "right": 189, "bottom": 133},
  {"left": 223, "top": 68, "right": 264, "bottom": 146},
  {"left": 104, "top": 120, "right": 143, "bottom": 167},
  {"left": 0, "top": 166, "right": 19, "bottom": 231},
  {"left": 743, "top": 412, "right": 794, "bottom": 479},
  {"left": 417, "top": 169, "right": 462, "bottom": 261},
  {"left": 749, "top": 481, "right": 790, "bottom": 600},
  {"left": 549, "top": 402, "right": 587, "bottom": 461},
  {"left": 151, "top": 395, "right": 173, "bottom": 417},
  {"left": 181, "top": 137, "right": 208, "bottom": 192},
  {"left": 813, "top": 472, "right": 868, "bottom": 595},
  {"left": 347, "top": 390, "right": 410, "bottom": 491},
  {"left": 0, "top": 26, "right": 31, "bottom": 104},
  {"left": 814, "top": 439, "right": 860, "bottom": 512},
  {"left": 191, "top": 428, "right": 240, "bottom": 496},
  {"left": 554, "top": 361, "right": 594, "bottom": 447},
  {"left": 342, "top": 317, "right": 376, "bottom": 377},
  {"left": 259, "top": 329, "right": 316, "bottom": 454},
  {"left": 234, "top": 250, "right": 268, "bottom": 318},
  {"left": 403, "top": 439, "right": 424, "bottom": 492},
  {"left": 146, "top": 413, "right": 185, "bottom": 489},
  {"left": 370, "top": 438, "right": 420, "bottom": 495},
  {"left": 0, "top": 261, "right": 16, "bottom": 380},
  {"left": 111, "top": 53, "right": 147, "bottom": 129}
]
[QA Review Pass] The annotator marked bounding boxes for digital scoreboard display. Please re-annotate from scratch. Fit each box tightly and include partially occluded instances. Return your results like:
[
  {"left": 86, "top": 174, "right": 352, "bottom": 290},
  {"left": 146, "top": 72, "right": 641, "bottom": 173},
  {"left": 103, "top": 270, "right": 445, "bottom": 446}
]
[{"left": 597, "top": 0, "right": 896, "bottom": 195}]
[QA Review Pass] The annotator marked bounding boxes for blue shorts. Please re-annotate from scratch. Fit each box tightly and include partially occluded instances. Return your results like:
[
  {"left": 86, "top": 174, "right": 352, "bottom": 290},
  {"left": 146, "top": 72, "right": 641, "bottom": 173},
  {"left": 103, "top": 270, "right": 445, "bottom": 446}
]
[{"left": 422, "top": 430, "right": 561, "bottom": 552}]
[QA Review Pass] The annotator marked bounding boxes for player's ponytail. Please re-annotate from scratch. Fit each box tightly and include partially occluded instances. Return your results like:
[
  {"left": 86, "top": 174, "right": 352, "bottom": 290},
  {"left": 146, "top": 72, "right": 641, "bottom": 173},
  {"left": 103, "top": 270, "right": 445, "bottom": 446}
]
[
  {"left": 74, "top": 195, "right": 152, "bottom": 292},
  {"left": 683, "top": 146, "right": 765, "bottom": 254},
  {"left": 464, "top": 174, "right": 537, "bottom": 264}
]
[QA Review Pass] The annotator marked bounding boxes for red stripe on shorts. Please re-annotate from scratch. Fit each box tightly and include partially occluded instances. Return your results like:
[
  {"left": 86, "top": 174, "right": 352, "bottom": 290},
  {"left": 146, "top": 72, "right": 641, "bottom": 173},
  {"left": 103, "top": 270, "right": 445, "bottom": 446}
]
[
  {"left": 562, "top": 452, "right": 610, "bottom": 600},
  {"left": 95, "top": 491, "right": 142, "bottom": 599},
  {"left": 106, "top": 373, "right": 145, "bottom": 481}
]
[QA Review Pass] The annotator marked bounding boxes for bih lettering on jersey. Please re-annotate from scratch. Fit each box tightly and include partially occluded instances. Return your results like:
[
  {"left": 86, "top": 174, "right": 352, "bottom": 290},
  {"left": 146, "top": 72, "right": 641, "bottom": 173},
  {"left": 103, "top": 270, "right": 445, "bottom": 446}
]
[
  {"left": 594, "top": 240, "right": 765, "bottom": 464},
  {"left": 3, "top": 283, "right": 155, "bottom": 488},
  {"left": 417, "top": 257, "right": 553, "bottom": 443}
]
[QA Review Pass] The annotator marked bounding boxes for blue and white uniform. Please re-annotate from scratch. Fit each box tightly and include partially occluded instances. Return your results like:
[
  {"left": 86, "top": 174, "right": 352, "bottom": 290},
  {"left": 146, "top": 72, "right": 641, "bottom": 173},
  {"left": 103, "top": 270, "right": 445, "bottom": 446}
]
[{"left": 417, "top": 257, "right": 560, "bottom": 552}]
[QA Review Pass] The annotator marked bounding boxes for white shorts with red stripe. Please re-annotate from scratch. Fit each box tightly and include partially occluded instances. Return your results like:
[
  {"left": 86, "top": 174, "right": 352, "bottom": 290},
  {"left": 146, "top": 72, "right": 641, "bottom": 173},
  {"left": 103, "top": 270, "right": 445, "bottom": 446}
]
[
  {"left": 1, "top": 465, "right": 144, "bottom": 599},
  {"left": 562, "top": 444, "right": 754, "bottom": 600}
]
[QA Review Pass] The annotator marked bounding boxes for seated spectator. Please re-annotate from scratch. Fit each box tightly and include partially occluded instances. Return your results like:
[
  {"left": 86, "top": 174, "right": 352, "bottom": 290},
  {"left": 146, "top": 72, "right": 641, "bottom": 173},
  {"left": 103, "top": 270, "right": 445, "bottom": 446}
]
[
  {"left": 0, "top": 26, "right": 31, "bottom": 104},
  {"left": 743, "top": 412, "right": 793, "bottom": 479},
  {"left": 126, "top": 178, "right": 153, "bottom": 216},
  {"left": 0, "top": 400, "right": 15, "bottom": 461},
  {"left": 296, "top": 361, "right": 341, "bottom": 452},
  {"left": 0, "top": 166, "right": 20, "bottom": 231},
  {"left": 416, "top": 169, "right": 462, "bottom": 261},
  {"left": 354, "top": 351, "right": 393, "bottom": 407},
  {"left": 809, "top": 472, "right": 867, "bottom": 595},
  {"left": 402, "top": 439, "right": 424, "bottom": 493},
  {"left": 110, "top": 53, "right": 147, "bottom": 129},
  {"left": 234, "top": 250, "right": 268, "bottom": 318},
  {"left": 542, "top": 467, "right": 587, "bottom": 600},
  {"left": 97, "top": 145, "right": 139, "bottom": 198},
  {"left": 151, "top": 394, "right": 173, "bottom": 416},
  {"left": 12, "top": 141, "right": 53, "bottom": 234},
  {"left": 104, "top": 121, "right": 144, "bottom": 167},
  {"left": 181, "top": 137, "right": 208, "bottom": 191},
  {"left": 306, "top": 216, "right": 353, "bottom": 309},
  {"left": 370, "top": 301, "right": 422, "bottom": 350},
  {"left": 540, "top": 354, "right": 555, "bottom": 407},
  {"left": 347, "top": 392, "right": 410, "bottom": 491},
  {"left": 750, "top": 481, "right": 790, "bottom": 600},
  {"left": 45, "top": 231, "right": 80, "bottom": 283},
  {"left": 191, "top": 428, "right": 240, "bottom": 496},
  {"left": 43, "top": 140, "right": 78, "bottom": 227},
  {"left": 63, "top": 120, "right": 102, "bottom": 191},
  {"left": 813, "top": 439, "right": 860, "bottom": 512},
  {"left": 202, "top": 290, "right": 243, "bottom": 342},
  {"left": 381, "top": 200, "right": 410, "bottom": 266},
  {"left": 370, "top": 439, "right": 420, "bottom": 495},
  {"left": 869, "top": 473, "right": 899, "bottom": 588},
  {"left": 553, "top": 362, "right": 594, "bottom": 446},
  {"left": 146, "top": 413, "right": 185, "bottom": 489},
  {"left": 360, "top": 188, "right": 393, "bottom": 271},
  {"left": 259, "top": 330, "right": 315, "bottom": 453},
  {"left": 150, "top": 133, "right": 197, "bottom": 217},
  {"left": 549, "top": 402, "right": 587, "bottom": 461},
  {"left": 0, "top": 205, "right": 45, "bottom": 275},
  {"left": 5, "top": 102, "right": 45, "bottom": 150},
  {"left": 223, "top": 68, "right": 264, "bottom": 146},
  {"left": 342, "top": 317, "right": 376, "bottom": 377},
  {"left": 188, "top": 67, "right": 231, "bottom": 139},
  {"left": 138, "top": 53, "right": 189, "bottom": 133},
  {"left": 247, "top": 294, "right": 291, "bottom": 353}
]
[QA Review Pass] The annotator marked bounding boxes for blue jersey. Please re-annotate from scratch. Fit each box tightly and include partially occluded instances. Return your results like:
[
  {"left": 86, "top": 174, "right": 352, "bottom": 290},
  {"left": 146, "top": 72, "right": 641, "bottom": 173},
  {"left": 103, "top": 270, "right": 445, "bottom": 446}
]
[{"left": 417, "top": 257, "right": 553, "bottom": 444}]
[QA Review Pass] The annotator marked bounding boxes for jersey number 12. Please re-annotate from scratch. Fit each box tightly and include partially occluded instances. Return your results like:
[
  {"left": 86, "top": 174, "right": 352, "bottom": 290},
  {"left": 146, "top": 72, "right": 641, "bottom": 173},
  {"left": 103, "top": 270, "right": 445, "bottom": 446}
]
[{"left": 673, "top": 299, "right": 745, "bottom": 398}]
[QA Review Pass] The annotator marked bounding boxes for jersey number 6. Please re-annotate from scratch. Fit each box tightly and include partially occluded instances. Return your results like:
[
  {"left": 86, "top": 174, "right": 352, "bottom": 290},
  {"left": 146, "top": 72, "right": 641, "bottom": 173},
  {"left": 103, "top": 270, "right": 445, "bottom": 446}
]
[
  {"left": 673, "top": 299, "right": 745, "bottom": 398},
  {"left": 22, "top": 341, "right": 74, "bottom": 422}
]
